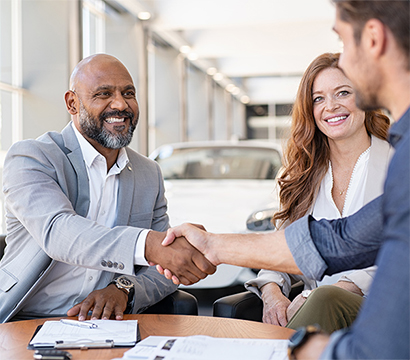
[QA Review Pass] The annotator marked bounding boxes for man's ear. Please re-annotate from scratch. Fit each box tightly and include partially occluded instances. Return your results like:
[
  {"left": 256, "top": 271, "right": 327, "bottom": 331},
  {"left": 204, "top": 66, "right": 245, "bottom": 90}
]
[
  {"left": 362, "top": 18, "right": 387, "bottom": 59},
  {"left": 64, "top": 90, "right": 78, "bottom": 115}
]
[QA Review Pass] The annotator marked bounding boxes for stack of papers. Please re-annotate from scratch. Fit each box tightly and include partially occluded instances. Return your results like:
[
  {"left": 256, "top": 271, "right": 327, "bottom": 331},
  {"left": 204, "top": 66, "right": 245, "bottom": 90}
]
[
  {"left": 29, "top": 320, "right": 139, "bottom": 349},
  {"left": 112, "top": 335, "right": 289, "bottom": 360}
]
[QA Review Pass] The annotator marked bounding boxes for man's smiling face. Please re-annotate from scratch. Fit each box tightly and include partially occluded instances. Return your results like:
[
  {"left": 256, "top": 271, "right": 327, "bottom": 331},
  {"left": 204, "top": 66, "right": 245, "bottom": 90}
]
[{"left": 72, "top": 56, "right": 140, "bottom": 150}]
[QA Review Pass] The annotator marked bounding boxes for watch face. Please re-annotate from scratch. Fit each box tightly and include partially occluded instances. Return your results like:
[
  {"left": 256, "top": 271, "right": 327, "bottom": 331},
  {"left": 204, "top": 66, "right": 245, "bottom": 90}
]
[{"left": 117, "top": 276, "right": 133, "bottom": 289}]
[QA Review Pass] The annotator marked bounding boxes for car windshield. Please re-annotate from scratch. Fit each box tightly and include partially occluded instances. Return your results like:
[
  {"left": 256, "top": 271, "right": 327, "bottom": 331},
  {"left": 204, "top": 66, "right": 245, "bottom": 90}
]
[{"left": 155, "top": 146, "right": 281, "bottom": 180}]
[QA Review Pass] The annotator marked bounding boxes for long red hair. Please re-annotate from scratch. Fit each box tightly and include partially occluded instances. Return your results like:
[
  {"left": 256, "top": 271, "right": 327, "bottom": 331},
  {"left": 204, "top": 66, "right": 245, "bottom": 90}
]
[{"left": 273, "top": 53, "right": 390, "bottom": 228}]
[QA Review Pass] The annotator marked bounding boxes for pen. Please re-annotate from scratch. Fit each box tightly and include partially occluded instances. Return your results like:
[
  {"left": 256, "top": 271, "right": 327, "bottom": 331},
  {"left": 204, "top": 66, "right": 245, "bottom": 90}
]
[{"left": 60, "top": 319, "right": 98, "bottom": 329}]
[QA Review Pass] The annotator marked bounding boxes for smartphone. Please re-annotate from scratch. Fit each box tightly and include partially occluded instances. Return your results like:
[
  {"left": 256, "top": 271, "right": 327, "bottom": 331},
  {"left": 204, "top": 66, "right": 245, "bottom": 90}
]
[{"left": 33, "top": 349, "right": 72, "bottom": 360}]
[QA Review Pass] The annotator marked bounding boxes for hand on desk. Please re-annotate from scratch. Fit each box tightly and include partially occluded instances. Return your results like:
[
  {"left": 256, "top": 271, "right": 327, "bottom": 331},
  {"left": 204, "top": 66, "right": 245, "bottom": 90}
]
[
  {"left": 66, "top": 284, "right": 127, "bottom": 321},
  {"left": 145, "top": 228, "right": 216, "bottom": 285}
]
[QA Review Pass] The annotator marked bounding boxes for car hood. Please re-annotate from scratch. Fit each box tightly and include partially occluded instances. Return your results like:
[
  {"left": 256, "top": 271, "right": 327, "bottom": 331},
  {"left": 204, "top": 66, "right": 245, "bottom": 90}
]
[{"left": 164, "top": 179, "right": 278, "bottom": 233}]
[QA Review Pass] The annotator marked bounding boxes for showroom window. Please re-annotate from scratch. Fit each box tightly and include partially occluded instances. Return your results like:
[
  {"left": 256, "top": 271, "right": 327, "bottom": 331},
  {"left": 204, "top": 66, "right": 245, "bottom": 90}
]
[
  {"left": 82, "top": 0, "right": 106, "bottom": 57},
  {"left": 0, "top": 0, "right": 23, "bottom": 152}
]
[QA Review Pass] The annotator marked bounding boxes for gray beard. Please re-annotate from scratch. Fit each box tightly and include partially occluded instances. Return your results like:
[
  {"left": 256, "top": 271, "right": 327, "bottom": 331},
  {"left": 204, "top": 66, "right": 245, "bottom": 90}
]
[{"left": 78, "top": 101, "right": 136, "bottom": 149}]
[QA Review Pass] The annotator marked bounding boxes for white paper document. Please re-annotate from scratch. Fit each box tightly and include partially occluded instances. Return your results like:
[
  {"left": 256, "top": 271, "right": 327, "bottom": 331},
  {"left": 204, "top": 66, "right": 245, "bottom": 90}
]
[
  {"left": 30, "top": 319, "right": 138, "bottom": 348},
  {"left": 116, "top": 335, "right": 289, "bottom": 360}
]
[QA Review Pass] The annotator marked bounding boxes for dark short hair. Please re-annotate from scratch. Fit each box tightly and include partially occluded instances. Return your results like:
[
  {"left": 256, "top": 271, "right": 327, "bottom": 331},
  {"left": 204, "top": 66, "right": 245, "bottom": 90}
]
[{"left": 333, "top": 0, "right": 409, "bottom": 69}]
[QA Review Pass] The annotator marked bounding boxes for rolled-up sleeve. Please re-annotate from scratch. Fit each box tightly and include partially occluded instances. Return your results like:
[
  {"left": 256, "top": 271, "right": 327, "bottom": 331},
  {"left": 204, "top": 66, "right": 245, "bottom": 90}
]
[{"left": 285, "top": 215, "right": 328, "bottom": 280}]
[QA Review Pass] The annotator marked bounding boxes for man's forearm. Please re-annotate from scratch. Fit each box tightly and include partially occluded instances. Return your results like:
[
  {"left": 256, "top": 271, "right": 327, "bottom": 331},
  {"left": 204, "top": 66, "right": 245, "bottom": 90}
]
[{"left": 210, "top": 231, "right": 302, "bottom": 274}]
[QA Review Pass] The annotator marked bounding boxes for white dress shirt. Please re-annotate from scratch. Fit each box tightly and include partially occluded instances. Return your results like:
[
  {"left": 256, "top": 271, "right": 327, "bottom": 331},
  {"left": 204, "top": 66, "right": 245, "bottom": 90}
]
[{"left": 20, "top": 124, "right": 149, "bottom": 315}]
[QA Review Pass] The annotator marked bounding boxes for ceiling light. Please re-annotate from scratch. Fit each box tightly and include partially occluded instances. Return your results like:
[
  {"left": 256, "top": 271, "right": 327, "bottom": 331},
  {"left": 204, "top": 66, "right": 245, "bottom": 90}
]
[
  {"left": 213, "top": 73, "right": 224, "bottom": 81},
  {"left": 240, "top": 95, "right": 250, "bottom": 104},
  {"left": 225, "top": 84, "right": 236, "bottom": 92},
  {"left": 207, "top": 67, "right": 217, "bottom": 76},
  {"left": 179, "top": 45, "right": 191, "bottom": 54},
  {"left": 187, "top": 53, "right": 198, "bottom": 61},
  {"left": 232, "top": 87, "right": 241, "bottom": 95},
  {"left": 137, "top": 11, "right": 151, "bottom": 20}
]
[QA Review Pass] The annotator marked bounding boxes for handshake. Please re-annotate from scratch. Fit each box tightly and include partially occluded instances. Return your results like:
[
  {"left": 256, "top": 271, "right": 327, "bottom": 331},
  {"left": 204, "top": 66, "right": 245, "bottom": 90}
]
[
  {"left": 145, "top": 223, "right": 297, "bottom": 285},
  {"left": 145, "top": 223, "right": 219, "bottom": 285}
]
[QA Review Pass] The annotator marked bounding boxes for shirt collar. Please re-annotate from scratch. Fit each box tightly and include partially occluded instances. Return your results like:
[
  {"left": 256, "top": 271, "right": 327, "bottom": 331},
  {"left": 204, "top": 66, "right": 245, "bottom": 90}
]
[
  {"left": 388, "top": 107, "right": 410, "bottom": 148},
  {"left": 71, "top": 122, "right": 129, "bottom": 171}
]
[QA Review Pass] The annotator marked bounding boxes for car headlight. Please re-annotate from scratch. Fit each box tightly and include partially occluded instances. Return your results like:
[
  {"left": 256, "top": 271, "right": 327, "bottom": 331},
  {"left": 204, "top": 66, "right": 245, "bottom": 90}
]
[{"left": 246, "top": 209, "right": 277, "bottom": 231}]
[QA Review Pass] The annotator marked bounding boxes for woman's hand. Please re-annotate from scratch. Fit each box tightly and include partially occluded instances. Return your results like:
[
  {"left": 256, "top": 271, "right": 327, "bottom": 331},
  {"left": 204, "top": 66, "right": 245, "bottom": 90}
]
[{"left": 261, "top": 282, "right": 291, "bottom": 326}]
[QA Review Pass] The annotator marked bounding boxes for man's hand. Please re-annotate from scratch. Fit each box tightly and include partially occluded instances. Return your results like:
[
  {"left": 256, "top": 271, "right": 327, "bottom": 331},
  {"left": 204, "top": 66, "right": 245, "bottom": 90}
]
[
  {"left": 162, "top": 223, "right": 217, "bottom": 263},
  {"left": 145, "top": 230, "right": 216, "bottom": 285},
  {"left": 292, "top": 333, "right": 330, "bottom": 359},
  {"left": 260, "top": 282, "right": 291, "bottom": 326},
  {"left": 66, "top": 284, "right": 128, "bottom": 321}
]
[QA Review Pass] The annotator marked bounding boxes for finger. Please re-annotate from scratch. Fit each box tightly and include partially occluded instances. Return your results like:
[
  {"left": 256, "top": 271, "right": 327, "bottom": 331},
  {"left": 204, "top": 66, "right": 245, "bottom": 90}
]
[
  {"left": 165, "top": 267, "right": 200, "bottom": 285},
  {"left": 163, "top": 268, "right": 173, "bottom": 279},
  {"left": 77, "top": 298, "right": 95, "bottom": 321},
  {"left": 100, "top": 302, "right": 115, "bottom": 320},
  {"left": 148, "top": 261, "right": 156, "bottom": 266},
  {"left": 162, "top": 231, "right": 176, "bottom": 246},
  {"left": 192, "top": 251, "right": 217, "bottom": 275},
  {"left": 114, "top": 303, "right": 125, "bottom": 320},
  {"left": 156, "top": 264, "right": 165, "bottom": 275},
  {"left": 66, "top": 303, "right": 81, "bottom": 317},
  {"left": 90, "top": 302, "right": 104, "bottom": 320},
  {"left": 277, "top": 309, "right": 289, "bottom": 327}
]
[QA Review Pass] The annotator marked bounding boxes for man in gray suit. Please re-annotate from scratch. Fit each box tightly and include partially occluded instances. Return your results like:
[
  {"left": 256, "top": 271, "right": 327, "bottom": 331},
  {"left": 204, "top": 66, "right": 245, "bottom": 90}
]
[{"left": 0, "top": 54, "right": 215, "bottom": 323}]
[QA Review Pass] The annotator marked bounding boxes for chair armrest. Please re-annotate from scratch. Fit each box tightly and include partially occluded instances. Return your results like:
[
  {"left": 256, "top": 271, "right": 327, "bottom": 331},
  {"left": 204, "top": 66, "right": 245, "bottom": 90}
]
[
  {"left": 141, "top": 289, "right": 198, "bottom": 315},
  {"left": 213, "top": 291, "right": 262, "bottom": 322}
]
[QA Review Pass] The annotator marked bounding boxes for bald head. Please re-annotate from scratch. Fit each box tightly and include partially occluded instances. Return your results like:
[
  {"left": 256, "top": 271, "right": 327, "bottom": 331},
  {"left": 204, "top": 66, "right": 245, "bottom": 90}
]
[
  {"left": 64, "top": 53, "right": 139, "bottom": 154},
  {"left": 70, "top": 54, "right": 132, "bottom": 90}
]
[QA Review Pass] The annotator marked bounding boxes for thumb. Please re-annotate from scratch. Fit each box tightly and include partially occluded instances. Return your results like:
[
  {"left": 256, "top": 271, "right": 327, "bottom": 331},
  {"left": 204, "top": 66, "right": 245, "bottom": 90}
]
[
  {"left": 162, "top": 228, "right": 178, "bottom": 246},
  {"left": 66, "top": 303, "right": 81, "bottom": 316}
]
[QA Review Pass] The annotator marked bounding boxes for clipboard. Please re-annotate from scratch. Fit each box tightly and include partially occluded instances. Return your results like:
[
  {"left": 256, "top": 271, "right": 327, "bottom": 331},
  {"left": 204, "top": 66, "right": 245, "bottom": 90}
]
[{"left": 27, "top": 320, "right": 141, "bottom": 350}]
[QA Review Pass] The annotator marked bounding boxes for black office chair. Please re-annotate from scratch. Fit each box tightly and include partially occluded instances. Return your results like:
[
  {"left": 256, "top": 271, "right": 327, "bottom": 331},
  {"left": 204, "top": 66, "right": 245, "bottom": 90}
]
[
  {"left": 0, "top": 234, "right": 198, "bottom": 316},
  {"left": 0, "top": 234, "right": 5, "bottom": 259},
  {"left": 213, "top": 283, "right": 304, "bottom": 322},
  {"left": 142, "top": 289, "right": 198, "bottom": 315}
]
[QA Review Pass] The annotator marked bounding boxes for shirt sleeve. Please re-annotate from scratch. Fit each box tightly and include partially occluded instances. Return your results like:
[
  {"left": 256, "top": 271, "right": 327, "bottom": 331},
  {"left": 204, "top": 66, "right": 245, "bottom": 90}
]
[
  {"left": 285, "top": 197, "right": 384, "bottom": 281},
  {"left": 134, "top": 229, "right": 150, "bottom": 266},
  {"left": 339, "top": 266, "right": 377, "bottom": 296}
]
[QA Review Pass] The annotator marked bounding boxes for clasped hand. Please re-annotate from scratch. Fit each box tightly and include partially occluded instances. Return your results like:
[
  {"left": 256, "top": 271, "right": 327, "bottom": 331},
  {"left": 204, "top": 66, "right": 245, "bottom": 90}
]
[{"left": 145, "top": 226, "right": 216, "bottom": 285}]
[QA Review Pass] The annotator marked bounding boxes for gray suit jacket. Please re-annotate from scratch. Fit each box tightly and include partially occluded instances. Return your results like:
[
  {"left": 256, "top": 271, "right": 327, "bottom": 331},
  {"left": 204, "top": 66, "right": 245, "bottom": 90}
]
[{"left": 0, "top": 123, "right": 177, "bottom": 323}]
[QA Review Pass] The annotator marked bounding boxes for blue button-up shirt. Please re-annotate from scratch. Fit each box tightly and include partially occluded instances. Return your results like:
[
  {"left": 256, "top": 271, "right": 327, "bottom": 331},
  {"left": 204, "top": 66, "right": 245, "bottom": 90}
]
[{"left": 286, "top": 108, "right": 410, "bottom": 359}]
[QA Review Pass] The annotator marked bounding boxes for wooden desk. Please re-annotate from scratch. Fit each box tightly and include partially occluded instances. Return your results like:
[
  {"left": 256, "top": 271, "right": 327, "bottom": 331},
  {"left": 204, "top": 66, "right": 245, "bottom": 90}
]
[{"left": 0, "top": 315, "right": 294, "bottom": 360}]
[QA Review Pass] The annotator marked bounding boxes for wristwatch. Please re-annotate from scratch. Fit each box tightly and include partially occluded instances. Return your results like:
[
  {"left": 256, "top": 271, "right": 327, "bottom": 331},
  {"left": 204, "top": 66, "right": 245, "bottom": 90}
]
[
  {"left": 109, "top": 276, "right": 135, "bottom": 313},
  {"left": 288, "top": 325, "right": 322, "bottom": 359}
]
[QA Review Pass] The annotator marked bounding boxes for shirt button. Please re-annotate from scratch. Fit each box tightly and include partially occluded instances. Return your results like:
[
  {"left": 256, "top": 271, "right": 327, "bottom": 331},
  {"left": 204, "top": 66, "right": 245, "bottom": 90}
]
[{"left": 89, "top": 276, "right": 93, "bottom": 281}]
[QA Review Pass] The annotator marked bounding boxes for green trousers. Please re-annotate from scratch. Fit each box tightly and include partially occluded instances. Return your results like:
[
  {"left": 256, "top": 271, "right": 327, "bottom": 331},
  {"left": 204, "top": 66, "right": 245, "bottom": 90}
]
[{"left": 286, "top": 285, "right": 364, "bottom": 334}]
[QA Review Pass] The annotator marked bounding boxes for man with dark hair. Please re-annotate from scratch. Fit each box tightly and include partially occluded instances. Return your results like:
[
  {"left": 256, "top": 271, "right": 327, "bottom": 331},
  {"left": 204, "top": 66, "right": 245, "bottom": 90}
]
[{"left": 161, "top": 1, "right": 410, "bottom": 358}]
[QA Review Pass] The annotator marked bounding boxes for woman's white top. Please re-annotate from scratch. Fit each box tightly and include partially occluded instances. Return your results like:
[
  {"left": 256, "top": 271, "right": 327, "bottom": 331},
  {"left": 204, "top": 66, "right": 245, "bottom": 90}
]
[
  {"left": 245, "top": 135, "right": 393, "bottom": 298},
  {"left": 312, "top": 147, "right": 373, "bottom": 288}
]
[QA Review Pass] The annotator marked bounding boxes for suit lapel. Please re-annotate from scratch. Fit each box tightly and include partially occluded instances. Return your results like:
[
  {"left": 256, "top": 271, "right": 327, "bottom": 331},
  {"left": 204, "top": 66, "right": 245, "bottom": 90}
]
[
  {"left": 62, "top": 124, "right": 90, "bottom": 217},
  {"left": 116, "top": 153, "right": 135, "bottom": 226}
]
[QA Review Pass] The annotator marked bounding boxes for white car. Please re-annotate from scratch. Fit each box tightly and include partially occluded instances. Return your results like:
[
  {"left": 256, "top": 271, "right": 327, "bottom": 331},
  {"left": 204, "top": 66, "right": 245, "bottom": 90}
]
[{"left": 149, "top": 140, "right": 282, "bottom": 288}]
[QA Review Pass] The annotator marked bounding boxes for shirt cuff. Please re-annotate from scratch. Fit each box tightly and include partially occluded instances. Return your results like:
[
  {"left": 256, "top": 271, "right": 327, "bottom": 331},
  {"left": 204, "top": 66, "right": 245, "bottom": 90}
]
[
  {"left": 285, "top": 215, "right": 327, "bottom": 280},
  {"left": 134, "top": 229, "right": 150, "bottom": 266}
]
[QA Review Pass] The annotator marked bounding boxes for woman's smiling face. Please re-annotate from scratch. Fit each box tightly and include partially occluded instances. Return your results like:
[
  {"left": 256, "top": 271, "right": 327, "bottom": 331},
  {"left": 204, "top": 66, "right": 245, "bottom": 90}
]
[{"left": 312, "top": 67, "right": 366, "bottom": 142}]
